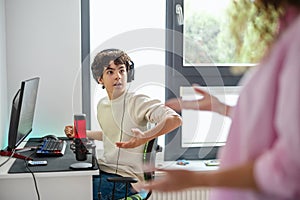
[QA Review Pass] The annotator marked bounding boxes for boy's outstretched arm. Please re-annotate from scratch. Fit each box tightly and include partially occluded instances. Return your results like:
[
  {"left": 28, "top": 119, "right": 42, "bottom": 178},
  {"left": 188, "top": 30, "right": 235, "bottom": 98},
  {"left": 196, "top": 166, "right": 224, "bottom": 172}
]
[{"left": 116, "top": 115, "right": 182, "bottom": 148}]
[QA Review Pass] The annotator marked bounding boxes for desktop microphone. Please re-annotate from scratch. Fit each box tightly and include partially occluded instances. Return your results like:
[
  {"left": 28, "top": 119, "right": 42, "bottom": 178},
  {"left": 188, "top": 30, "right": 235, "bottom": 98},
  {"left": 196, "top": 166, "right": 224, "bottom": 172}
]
[
  {"left": 74, "top": 137, "right": 88, "bottom": 161},
  {"left": 73, "top": 114, "right": 88, "bottom": 161},
  {"left": 70, "top": 114, "right": 95, "bottom": 170}
]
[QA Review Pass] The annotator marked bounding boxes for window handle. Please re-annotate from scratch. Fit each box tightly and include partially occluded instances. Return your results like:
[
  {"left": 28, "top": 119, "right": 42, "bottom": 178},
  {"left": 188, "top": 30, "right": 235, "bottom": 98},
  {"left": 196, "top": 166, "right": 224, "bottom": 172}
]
[{"left": 175, "top": 4, "right": 184, "bottom": 25}]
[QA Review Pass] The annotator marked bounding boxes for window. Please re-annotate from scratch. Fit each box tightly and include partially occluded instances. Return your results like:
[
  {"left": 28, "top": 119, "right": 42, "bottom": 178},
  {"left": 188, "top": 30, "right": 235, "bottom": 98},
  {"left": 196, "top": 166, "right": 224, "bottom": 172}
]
[
  {"left": 184, "top": 0, "right": 239, "bottom": 65},
  {"left": 164, "top": 0, "right": 254, "bottom": 160},
  {"left": 81, "top": 0, "right": 262, "bottom": 161}
]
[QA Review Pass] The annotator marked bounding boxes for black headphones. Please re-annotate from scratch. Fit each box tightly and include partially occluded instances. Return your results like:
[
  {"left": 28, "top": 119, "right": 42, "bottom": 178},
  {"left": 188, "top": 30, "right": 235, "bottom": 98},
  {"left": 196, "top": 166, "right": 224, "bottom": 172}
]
[{"left": 126, "top": 60, "right": 135, "bottom": 83}]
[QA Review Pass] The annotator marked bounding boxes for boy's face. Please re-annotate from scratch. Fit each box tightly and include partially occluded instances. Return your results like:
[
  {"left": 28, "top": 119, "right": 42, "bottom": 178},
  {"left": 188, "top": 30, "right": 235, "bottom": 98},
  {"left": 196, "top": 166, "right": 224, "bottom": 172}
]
[{"left": 99, "top": 60, "right": 127, "bottom": 100}]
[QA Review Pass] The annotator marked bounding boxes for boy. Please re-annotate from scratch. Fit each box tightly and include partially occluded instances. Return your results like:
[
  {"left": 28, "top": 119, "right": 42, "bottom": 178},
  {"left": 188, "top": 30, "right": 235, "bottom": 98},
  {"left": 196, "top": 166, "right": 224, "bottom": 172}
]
[{"left": 65, "top": 49, "right": 182, "bottom": 200}]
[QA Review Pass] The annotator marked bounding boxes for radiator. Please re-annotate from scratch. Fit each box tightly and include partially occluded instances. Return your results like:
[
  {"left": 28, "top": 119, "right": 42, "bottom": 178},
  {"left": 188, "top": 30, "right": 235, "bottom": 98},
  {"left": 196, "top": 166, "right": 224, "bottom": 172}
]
[{"left": 148, "top": 188, "right": 210, "bottom": 200}]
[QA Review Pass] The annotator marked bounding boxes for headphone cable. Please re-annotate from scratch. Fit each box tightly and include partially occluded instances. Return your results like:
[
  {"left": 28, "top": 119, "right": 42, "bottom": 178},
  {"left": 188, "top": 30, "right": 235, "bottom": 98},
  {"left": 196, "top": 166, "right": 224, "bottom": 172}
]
[{"left": 115, "top": 85, "right": 129, "bottom": 174}]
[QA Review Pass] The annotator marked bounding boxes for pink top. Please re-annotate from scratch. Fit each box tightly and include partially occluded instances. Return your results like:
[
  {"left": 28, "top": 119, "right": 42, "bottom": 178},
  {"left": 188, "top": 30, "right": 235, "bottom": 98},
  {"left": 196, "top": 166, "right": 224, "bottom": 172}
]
[{"left": 210, "top": 11, "right": 300, "bottom": 200}]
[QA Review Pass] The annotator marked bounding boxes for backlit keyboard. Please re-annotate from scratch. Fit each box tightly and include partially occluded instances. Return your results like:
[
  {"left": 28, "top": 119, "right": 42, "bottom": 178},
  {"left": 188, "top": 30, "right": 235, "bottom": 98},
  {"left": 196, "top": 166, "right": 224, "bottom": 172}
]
[{"left": 36, "top": 138, "right": 67, "bottom": 157}]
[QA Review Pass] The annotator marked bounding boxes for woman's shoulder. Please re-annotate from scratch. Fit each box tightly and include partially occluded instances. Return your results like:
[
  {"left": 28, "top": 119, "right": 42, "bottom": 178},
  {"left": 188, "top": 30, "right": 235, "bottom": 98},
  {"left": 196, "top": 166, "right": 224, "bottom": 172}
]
[{"left": 280, "top": 15, "right": 300, "bottom": 45}]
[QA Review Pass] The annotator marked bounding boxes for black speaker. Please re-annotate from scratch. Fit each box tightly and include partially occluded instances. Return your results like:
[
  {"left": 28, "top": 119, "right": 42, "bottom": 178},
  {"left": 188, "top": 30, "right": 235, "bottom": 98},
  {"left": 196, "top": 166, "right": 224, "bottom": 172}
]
[{"left": 127, "top": 61, "right": 135, "bottom": 82}]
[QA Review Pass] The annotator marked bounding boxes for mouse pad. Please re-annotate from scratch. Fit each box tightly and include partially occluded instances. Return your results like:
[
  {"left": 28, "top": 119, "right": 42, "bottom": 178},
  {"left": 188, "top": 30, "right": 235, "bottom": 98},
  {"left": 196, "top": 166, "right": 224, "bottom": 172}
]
[{"left": 8, "top": 138, "right": 98, "bottom": 173}]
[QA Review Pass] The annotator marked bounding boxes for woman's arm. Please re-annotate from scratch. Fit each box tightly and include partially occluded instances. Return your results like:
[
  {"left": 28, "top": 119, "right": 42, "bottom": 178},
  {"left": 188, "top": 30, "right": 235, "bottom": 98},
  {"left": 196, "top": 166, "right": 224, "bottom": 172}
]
[
  {"left": 140, "top": 161, "right": 258, "bottom": 192},
  {"left": 165, "top": 86, "right": 233, "bottom": 117}
]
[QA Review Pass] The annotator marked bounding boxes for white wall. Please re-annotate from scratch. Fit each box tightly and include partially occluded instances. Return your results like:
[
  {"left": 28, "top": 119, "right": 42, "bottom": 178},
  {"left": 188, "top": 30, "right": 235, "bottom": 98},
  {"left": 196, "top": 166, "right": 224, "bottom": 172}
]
[
  {"left": 0, "top": 0, "right": 7, "bottom": 148},
  {"left": 1, "top": 0, "right": 82, "bottom": 149}
]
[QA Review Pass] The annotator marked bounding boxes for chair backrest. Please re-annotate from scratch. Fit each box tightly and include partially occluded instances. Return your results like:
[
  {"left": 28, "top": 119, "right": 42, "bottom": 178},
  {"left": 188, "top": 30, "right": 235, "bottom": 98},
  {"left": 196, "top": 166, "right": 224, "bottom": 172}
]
[{"left": 142, "top": 138, "right": 162, "bottom": 199}]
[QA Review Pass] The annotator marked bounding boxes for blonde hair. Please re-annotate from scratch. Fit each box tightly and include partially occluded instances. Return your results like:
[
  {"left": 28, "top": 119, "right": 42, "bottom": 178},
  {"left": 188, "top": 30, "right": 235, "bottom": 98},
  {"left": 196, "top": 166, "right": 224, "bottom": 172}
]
[{"left": 227, "top": 1, "right": 283, "bottom": 64}]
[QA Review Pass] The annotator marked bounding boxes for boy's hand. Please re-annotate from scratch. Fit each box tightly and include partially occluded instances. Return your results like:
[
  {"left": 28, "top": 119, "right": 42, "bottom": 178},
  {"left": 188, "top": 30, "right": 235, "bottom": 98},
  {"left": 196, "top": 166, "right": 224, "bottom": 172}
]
[
  {"left": 115, "top": 128, "right": 148, "bottom": 148},
  {"left": 64, "top": 125, "right": 75, "bottom": 138}
]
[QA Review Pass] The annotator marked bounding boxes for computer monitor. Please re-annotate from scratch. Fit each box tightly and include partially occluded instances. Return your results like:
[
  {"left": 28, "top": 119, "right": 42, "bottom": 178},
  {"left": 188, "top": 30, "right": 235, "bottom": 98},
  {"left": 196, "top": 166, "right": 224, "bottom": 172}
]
[{"left": 0, "top": 77, "right": 40, "bottom": 160}]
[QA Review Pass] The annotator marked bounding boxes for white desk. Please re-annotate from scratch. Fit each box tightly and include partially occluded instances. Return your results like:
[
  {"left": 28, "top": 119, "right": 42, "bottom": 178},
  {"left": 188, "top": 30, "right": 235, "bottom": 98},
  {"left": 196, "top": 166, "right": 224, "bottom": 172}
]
[
  {"left": 154, "top": 150, "right": 219, "bottom": 172},
  {"left": 0, "top": 141, "right": 99, "bottom": 200},
  {"left": 157, "top": 160, "right": 219, "bottom": 171}
]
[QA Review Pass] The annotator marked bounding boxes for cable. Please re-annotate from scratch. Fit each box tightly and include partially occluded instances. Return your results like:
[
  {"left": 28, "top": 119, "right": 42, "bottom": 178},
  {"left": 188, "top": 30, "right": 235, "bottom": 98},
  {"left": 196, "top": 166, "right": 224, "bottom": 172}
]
[
  {"left": 96, "top": 89, "right": 128, "bottom": 199},
  {"left": 97, "top": 72, "right": 132, "bottom": 199},
  {"left": 0, "top": 149, "right": 16, "bottom": 168},
  {"left": 115, "top": 85, "right": 130, "bottom": 175},
  {"left": 0, "top": 149, "right": 40, "bottom": 200},
  {"left": 24, "top": 152, "right": 40, "bottom": 200}
]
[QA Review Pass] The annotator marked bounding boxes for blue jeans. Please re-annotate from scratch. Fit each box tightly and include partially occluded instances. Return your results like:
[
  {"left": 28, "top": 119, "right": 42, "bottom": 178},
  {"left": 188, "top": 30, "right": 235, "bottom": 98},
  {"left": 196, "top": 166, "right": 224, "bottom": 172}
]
[{"left": 93, "top": 171, "right": 136, "bottom": 200}]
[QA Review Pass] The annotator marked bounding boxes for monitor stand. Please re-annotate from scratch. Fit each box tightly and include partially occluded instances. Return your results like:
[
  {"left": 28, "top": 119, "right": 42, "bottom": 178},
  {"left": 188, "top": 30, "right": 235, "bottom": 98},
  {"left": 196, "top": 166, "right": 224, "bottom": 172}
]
[{"left": 0, "top": 150, "right": 33, "bottom": 160}]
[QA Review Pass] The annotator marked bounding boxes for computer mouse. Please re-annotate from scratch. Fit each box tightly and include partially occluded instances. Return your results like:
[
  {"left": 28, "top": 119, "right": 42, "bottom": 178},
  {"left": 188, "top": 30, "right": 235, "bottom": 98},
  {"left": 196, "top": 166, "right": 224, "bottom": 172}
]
[{"left": 41, "top": 134, "right": 59, "bottom": 141}]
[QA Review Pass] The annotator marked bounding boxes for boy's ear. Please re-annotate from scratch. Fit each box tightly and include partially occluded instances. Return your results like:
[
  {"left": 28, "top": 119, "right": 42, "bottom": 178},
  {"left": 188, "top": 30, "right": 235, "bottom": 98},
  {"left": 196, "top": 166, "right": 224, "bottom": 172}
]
[
  {"left": 98, "top": 77, "right": 103, "bottom": 84},
  {"left": 98, "top": 77, "right": 105, "bottom": 89}
]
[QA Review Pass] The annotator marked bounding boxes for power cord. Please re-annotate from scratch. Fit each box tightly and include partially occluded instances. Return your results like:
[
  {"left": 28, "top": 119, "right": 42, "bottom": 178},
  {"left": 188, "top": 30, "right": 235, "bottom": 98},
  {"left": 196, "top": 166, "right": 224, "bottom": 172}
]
[
  {"left": 0, "top": 149, "right": 40, "bottom": 200},
  {"left": 0, "top": 149, "right": 16, "bottom": 168},
  {"left": 24, "top": 152, "right": 40, "bottom": 200}
]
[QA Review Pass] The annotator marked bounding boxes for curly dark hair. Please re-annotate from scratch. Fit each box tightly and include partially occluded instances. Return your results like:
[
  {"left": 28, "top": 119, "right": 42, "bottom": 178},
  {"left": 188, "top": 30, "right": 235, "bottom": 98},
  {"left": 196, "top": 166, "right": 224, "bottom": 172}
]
[{"left": 91, "top": 49, "right": 132, "bottom": 83}]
